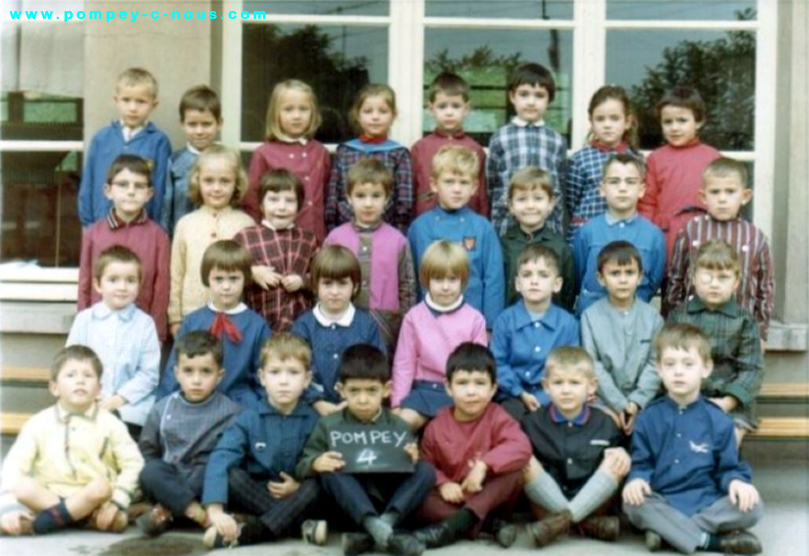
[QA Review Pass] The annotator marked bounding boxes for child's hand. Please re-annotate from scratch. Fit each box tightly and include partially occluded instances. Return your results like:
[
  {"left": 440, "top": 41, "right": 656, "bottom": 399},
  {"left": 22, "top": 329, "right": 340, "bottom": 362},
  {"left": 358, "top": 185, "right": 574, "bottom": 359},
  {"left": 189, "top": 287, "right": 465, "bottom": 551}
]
[
  {"left": 281, "top": 274, "right": 304, "bottom": 292},
  {"left": 252, "top": 265, "right": 282, "bottom": 289},
  {"left": 313, "top": 451, "right": 345, "bottom": 473},
  {"left": 729, "top": 480, "right": 760, "bottom": 512},
  {"left": 268, "top": 472, "right": 300, "bottom": 499},
  {"left": 439, "top": 482, "right": 465, "bottom": 504},
  {"left": 0, "top": 509, "right": 33, "bottom": 536},
  {"left": 208, "top": 508, "right": 239, "bottom": 542},
  {"left": 602, "top": 447, "right": 631, "bottom": 477},
  {"left": 620, "top": 403, "right": 639, "bottom": 434},
  {"left": 519, "top": 392, "right": 541, "bottom": 412},
  {"left": 622, "top": 478, "right": 651, "bottom": 506},
  {"left": 170, "top": 323, "right": 181, "bottom": 337},
  {"left": 709, "top": 396, "right": 738, "bottom": 413},
  {"left": 94, "top": 501, "right": 121, "bottom": 531},
  {"left": 461, "top": 459, "right": 487, "bottom": 493},
  {"left": 313, "top": 400, "right": 347, "bottom": 416},
  {"left": 99, "top": 395, "right": 126, "bottom": 412},
  {"left": 404, "top": 442, "right": 419, "bottom": 464}
]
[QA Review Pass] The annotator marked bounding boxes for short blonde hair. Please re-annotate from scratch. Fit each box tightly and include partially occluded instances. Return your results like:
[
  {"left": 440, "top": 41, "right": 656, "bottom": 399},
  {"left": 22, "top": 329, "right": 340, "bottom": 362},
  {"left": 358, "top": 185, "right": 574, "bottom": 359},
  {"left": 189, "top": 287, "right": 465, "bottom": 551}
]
[
  {"left": 703, "top": 157, "right": 749, "bottom": 188},
  {"left": 260, "top": 332, "right": 312, "bottom": 370},
  {"left": 508, "top": 166, "right": 554, "bottom": 201},
  {"left": 265, "top": 79, "right": 321, "bottom": 141},
  {"left": 350, "top": 83, "right": 397, "bottom": 134},
  {"left": 654, "top": 322, "right": 712, "bottom": 365},
  {"left": 692, "top": 239, "right": 741, "bottom": 277},
  {"left": 544, "top": 346, "right": 596, "bottom": 381},
  {"left": 116, "top": 67, "right": 158, "bottom": 97},
  {"left": 430, "top": 145, "right": 478, "bottom": 179},
  {"left": 419, "top": 240, "right": 470, "bottom": 290},
  {"left": 188, "top": 145, "right": 248, "bottom": 207}
]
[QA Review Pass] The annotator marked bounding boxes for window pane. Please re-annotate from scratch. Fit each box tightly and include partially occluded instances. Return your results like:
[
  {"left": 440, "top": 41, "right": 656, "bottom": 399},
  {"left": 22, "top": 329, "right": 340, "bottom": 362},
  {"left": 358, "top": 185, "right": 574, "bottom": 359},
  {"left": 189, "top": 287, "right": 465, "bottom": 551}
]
[
  {"left": 241, "top": 23, "right": 388, "bottom": 143},
  {"left": 1, "top": 92, "right": 83, "bottom": 140},
  {"left": 606, "top": 30, "right": 755, "bottom": 151},
  {"left": 244, "top": 1, "right": 389, "bottom": 16},
  {"left": 426, "top": 0, "right": 573, "bottom": 20},
  {"left": 607, "top": 0, "right": 756, "bottom": 21},
  {"left": 1, "top": 151, "right": 82, "bottom": 267},
  {"left": 424, "top": 28, "right": 573, "bottom": 145}
]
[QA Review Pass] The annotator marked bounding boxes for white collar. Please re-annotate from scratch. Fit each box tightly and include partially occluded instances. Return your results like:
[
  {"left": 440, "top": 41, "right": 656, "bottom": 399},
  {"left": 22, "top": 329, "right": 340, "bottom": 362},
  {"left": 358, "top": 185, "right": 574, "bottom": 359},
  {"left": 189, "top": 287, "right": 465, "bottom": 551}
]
[
  {"left": 313, "top": 303, "right": 356, "bottom": 327},
  {"left": 424, "top": 293, "right": 464, "bottom": 313},
  {"left": 511, "top": 116, "right": 545, "bottom": 127},
  {"left": 276, "top": 133, "right": 309, "bottom": 145},
  {"left": 207, "top": 301, "right": 248, "bottom": 315},
  {"left": 261, "top": 219, "right": 295, "bottom": 231}
]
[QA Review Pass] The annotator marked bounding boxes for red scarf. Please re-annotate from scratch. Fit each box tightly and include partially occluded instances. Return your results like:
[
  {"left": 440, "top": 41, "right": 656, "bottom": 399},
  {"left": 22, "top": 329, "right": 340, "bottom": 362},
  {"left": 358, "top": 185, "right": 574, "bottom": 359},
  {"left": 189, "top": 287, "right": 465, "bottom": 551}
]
[
  {"left": 209, "top": 312, "right": 243, "bottom": 343},
  {"left": 359, "top": 134, "right": 388, "bottom": 144}
]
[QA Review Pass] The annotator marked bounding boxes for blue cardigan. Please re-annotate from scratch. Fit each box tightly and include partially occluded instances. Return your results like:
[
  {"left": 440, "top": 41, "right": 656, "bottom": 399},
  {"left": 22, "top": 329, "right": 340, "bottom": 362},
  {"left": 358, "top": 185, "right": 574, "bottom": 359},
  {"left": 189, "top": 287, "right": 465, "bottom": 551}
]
[{"left": 78, "top": 120, "right": 172, "bottom": 226}]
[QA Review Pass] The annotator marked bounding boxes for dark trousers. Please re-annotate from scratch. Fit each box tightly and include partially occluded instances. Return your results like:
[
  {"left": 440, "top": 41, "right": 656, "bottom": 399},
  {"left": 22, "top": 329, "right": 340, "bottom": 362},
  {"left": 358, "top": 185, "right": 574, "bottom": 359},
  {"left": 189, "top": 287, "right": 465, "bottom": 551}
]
[
  {"left": 320, "top": 461, "right": 436, "bottom": 527},
  {"left": 417, "top": 470, "right": 524, "bottom": 538},
  {"left": 139, "top": 459, "right": 204, "bottom": 517},
  {"left": 227, "top": 467, "right": 321, "bottom": 537}
]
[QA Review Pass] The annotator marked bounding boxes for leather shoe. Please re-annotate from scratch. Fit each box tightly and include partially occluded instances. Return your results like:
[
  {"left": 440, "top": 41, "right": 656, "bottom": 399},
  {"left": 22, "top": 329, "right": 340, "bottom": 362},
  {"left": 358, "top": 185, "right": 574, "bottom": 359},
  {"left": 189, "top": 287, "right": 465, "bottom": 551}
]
[
  {"left": 645, "top": 530, "right": 662, "bottom": 552},
  {"left": 577, "top": 515, "right": 620, "bottom": 542},
  {"left": 528, "top": 510, "right": 572, "bottom": 547},
  {"left": 342, "top": 532, "right": 375, "bottom": 556},
  {"left": 388, "top": 533, "right": 425, "bottom": 556},
  {"left": 718, "top": 531, "right": 763, "bottom": 554},
  {"left": 413, "top": 523, "right": 455, "bottom": 548},
  {"left": 491, "top": 519, "right": 518, "bottom": 548}
]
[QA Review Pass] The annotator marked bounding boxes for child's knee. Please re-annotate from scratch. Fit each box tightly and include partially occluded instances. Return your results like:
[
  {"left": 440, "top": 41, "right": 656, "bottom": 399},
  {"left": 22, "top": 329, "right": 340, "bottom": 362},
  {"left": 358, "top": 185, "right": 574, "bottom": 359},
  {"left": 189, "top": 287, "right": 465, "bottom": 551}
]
[
  {"left": 12, "top": 477, "right": 40, "bottom": 502},
  {"left": 523, "top": 457, "right": 544, "bottom": 483},
  {"left": 85, "top": 477, "right": 112, "bottom": 505}
]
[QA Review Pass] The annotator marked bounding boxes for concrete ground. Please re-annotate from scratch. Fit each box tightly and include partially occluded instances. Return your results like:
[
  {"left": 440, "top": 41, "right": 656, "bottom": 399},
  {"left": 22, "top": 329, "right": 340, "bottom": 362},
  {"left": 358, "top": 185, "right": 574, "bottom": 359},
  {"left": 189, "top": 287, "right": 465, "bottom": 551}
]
[{"left": 1, "top": 460, "right": 806, "bottom": 556}]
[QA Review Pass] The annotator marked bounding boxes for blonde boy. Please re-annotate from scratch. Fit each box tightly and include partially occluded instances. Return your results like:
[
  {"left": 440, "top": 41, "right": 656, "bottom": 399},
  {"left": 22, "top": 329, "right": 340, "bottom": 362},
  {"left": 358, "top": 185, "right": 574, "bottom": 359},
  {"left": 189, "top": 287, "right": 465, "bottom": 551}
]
[
  {"left": 79, "top": 67, "right": 171, "bottom": 226},
  {"left": 0, "top": 345, "right": 143, "bottom": 535},
  {"left": 408, "top": 145, "right": 504, "bottom": 328},
  {"left": 623, "top": 323, "right": 763, "bottom": 555},
  {"left": 666, "top": 157, "right": 773, "bottom": 341},
  {"left": 501, "top": 166, "right": 575, "bottom": 310},
  {"left": 522, "top": 347, "right": 628, "bottom": 547}
]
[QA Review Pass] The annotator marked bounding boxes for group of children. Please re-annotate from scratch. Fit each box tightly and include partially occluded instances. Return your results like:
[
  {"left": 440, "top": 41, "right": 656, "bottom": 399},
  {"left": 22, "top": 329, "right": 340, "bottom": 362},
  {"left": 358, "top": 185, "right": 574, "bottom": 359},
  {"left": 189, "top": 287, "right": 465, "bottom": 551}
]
[{"left": 0, "top": 61, "right": 771, "bottom": 554}]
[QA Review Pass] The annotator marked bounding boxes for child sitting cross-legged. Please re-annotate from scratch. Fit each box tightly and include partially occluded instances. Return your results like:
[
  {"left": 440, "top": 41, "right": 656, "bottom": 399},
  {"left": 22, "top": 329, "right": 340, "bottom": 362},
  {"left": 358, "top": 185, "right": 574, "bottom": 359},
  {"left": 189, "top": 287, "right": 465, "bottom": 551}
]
[
  {"left": 412, "top": 343, "right": 532, "bottom": 550},
  {"left": 136, "top": 331, "right": 242, "bottom": 537},
  {"left": 521, "top": 346, "right": 629, "bottom": 548},
  {"left": 0, "top": 345, "right": 143, "bottom": 536},
  {"left": 623, "top": 323, "right": 764, "bottom": 555},
  {"left": 201, "top": 333, "right": 327, "bottom": 549},
  {"left": 297, "top": 344, "right": 434, "bottom": 556}
]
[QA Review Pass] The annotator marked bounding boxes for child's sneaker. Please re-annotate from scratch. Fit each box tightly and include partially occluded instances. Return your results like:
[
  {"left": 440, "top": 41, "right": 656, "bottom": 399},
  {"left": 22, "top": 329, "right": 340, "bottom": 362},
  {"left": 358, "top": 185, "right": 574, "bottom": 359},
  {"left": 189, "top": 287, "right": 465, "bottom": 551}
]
[
  {"left": 302, "top": 519, "right": 328, "bottom": 546},
  {"left": 645, "top": 530, "right": 662, "bottom": 552}
]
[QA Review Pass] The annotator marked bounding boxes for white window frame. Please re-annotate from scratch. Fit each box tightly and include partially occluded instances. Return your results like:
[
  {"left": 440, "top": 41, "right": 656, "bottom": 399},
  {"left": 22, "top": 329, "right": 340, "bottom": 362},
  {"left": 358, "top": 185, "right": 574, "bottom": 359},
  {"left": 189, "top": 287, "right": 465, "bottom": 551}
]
[{"left": 228, "top": 0, "right": 775, "bottom": 238}]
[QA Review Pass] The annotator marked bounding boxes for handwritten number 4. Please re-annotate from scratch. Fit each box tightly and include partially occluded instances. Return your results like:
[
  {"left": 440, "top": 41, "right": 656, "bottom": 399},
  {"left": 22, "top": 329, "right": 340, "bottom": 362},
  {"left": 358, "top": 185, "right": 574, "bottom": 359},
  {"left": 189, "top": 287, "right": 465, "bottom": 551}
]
[{"left": 357, "top": 449, "right": 378, "bottom": 466}]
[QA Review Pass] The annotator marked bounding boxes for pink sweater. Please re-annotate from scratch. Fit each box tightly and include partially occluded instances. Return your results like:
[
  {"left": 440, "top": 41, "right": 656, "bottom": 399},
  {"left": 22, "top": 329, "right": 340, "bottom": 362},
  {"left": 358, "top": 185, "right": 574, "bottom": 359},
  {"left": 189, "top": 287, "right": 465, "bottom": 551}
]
[{"left": 391, "top": 301, "right": 487, "bottom": 407}]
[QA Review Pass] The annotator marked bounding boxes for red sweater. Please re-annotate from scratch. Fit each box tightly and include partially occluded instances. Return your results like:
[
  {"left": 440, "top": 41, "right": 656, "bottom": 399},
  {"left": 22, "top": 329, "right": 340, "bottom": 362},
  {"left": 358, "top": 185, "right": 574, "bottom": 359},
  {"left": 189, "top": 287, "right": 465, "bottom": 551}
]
[
  {"left": 77, "top": 211, "right": 170, "bottom": 342},
  {"left": 245, "top": 140, "right": 332, "bottom": 243},
  {"left": 638, "top": 141, "right": 720, "bottom": 261},
  {"left": 411, "top": 130, "right": 489, "bottom": 217},
  {"left": 421, "top": 403, "right": 531, "bottom": 486}
]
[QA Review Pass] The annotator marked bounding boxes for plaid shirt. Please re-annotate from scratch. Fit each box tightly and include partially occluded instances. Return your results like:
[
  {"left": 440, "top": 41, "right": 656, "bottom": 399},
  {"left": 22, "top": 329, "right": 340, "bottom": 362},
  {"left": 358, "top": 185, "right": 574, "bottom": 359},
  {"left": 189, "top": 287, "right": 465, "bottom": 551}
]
[
  {"left": 566, "top": 143, "right": 638, "bottom": 242},
  {"left": 666, "top": 215, "right": 774, "bottom": 340},
  {"left": 325, "top": 142, "right": 413, "bottom": 233},
  {"left": 667, "top": 297, "right": 763, "bottom": 422},
  {"left": 233, "top": 223, "right": 318, "bottom": 332},
  {"left": 486, "top": 120, "right": 567, "bottom": 236}
]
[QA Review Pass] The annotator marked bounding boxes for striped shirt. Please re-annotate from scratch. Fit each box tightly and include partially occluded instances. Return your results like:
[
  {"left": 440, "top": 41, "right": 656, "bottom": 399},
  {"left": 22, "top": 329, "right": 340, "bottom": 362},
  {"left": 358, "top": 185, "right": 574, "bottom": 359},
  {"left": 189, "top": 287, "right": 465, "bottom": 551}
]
[
  {"left": 486, "top": 120, "right": 567, "bottom": 236},
  {"left": 666, "top": 214, "right": 774, "bottom": 339}
]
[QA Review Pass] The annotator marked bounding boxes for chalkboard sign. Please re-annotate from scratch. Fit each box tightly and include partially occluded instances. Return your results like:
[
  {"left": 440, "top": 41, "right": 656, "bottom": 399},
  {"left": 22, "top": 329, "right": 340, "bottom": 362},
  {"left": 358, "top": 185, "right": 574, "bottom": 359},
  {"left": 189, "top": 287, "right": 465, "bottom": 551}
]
[{"left": 329, "top": 425, "right": 415, "bottom": 473}]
